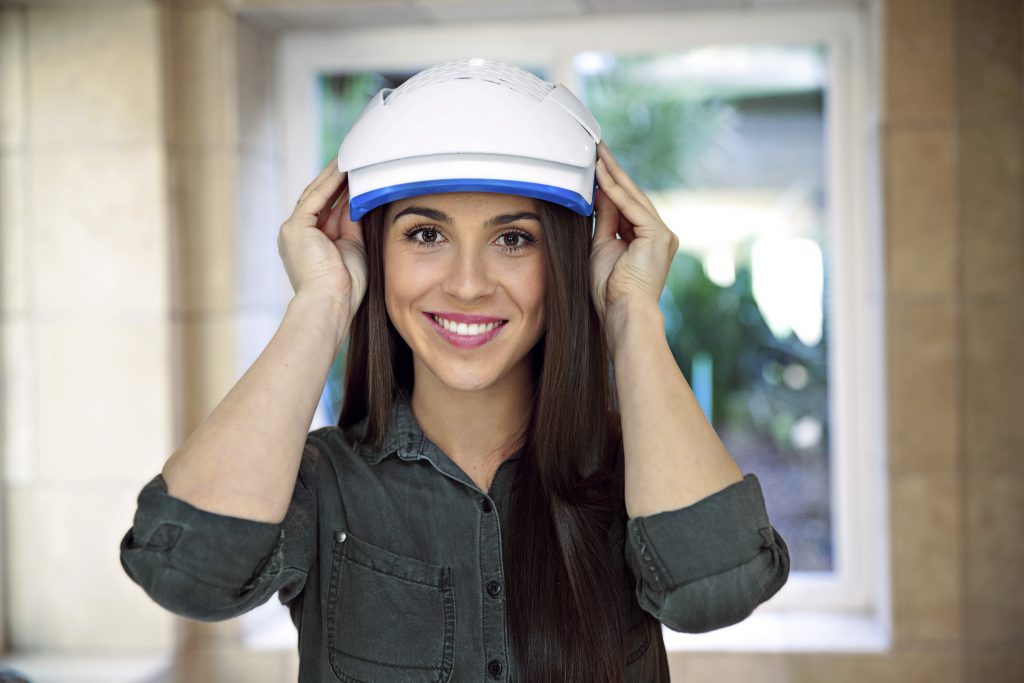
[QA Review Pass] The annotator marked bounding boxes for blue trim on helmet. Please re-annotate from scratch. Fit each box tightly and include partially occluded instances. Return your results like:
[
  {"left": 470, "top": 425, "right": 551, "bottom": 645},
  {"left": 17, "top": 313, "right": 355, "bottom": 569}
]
[{"left": 349, "top": 178, "right": 595, "bottom": 221}]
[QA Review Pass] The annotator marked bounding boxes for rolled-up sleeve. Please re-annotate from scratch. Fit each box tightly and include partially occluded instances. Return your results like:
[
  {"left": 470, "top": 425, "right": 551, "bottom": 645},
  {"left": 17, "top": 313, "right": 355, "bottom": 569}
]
[
  {"left": 119, "top": 437, "right": 322, "bottom": 622},
  {"left": 625, "top": 473, "right": 790, "bottom": 633}
]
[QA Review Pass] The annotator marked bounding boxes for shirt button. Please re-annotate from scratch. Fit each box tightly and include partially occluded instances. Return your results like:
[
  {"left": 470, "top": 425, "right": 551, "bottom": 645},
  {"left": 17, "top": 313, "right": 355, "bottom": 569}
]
[
  {"left": 487, "top": 658, "right": 503, "bottom": 678},
  {"left": 480, "top": 498, "right": 492, "bottom": 513},
  {"left": 486, "top": 579, "right": 502, "bottom": 597}
]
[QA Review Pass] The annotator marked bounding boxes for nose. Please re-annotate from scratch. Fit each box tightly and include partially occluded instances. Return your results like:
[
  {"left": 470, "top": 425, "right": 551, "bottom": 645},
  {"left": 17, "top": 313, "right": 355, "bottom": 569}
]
[{"left": 440, "top": 246, "right": 495, "bottom": 302}]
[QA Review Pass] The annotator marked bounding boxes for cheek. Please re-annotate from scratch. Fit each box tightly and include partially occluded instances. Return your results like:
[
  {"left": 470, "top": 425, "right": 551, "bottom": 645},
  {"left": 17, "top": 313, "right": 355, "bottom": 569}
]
[
  {"left": 382, "top": 250, "right": 410, "bottom": 319},
  {"left": 514, "top": 256, "right": 547, "bottom": 325},
  {"left": 383, "top": 250, "right": 434, "bottom": 318}
]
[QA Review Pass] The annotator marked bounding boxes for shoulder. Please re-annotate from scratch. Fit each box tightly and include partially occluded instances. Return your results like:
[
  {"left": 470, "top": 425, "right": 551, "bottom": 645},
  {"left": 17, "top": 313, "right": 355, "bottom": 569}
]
[
  {"left": 305, "top": 425, "right": 357, "bottom": 461},
  {"left": 304, "top": 423, "right": 394, "bottom": 468},
  {"left": 289, "top": 424, "right": 386, "bottom": 501}
]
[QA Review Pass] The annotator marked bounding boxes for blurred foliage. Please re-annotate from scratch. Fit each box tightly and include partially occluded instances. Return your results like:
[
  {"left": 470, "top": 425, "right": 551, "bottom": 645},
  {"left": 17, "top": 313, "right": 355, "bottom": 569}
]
[
  {"left": 579, "top": 57, "right": 739, "bottom": 190},
  {"left": 660, "top": 251, "right": 829, "bottom": 460},
  {"left": 580, "top": 55, "right": 830, "bottom": 462},
  {"left": 320, "top": 72, "right": 392, "bottom": 168},
  {"left": 583, "top": 53, "right": 832, "bottom": 569}
]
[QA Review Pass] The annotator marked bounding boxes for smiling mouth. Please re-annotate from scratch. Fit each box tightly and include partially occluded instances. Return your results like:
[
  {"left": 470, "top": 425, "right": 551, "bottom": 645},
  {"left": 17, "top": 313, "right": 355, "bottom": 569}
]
[{"left": 429, "top": 313, "right": 508, "bottom": 337}]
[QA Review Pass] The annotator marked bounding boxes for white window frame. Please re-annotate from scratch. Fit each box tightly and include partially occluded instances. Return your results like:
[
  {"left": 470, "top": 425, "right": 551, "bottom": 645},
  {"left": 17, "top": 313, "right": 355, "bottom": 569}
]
[{"left": 267, "top": 1, "right": 889, "bottom": 653}]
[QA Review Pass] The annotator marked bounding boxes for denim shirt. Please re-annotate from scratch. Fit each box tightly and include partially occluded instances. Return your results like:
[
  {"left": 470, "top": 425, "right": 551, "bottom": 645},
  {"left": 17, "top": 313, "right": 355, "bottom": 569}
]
[{"left": 120, "top": 396, "right": 790, "bottom": 682}]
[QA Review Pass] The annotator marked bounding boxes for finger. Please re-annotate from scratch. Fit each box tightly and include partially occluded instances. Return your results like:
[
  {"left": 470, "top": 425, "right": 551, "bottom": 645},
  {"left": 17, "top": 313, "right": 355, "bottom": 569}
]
[
  {"left": 322, "top": 183, "right": 349, "bottom": 241},
  {"left": 617, "top": 210, "right": 636, "bottom": 244},
  {"left": 295, "top": 168, "right": 345, "bottom": 219},
  {"left": 338, "top": 192, "right": 365, "bottom": 248},
  {"left": 316, "top": 178, "right": 347, "bottom": 231},
  {"left": 596, "top": 180, "right": 638, "bottom": 245},
  {"left": 597, "top": 143, "right": 646, "bottom": 201},
  {"left": 597, "top": 143, "right": 661, "bottom": 216},
  {"left": 295, "top": 158, "right": 340, "bottom": 205},
  {"left": 592, "top": 187, "right": 619, "bottom": 248},
  {"left": 596, "top": 158, "right": 659, "bottom": 238}
]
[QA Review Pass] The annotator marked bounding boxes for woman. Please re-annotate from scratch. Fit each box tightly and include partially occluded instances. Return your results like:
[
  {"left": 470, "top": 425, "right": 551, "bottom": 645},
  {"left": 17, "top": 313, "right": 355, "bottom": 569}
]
[{"left": 121, "top": 59, "right": 789, "bottom": 683}]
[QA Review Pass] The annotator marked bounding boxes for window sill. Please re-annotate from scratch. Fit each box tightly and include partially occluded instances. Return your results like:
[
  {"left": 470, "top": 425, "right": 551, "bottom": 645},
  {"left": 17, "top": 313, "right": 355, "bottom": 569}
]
[
  {"left": 0, "top": 653, "right": 171, "bottom": 683},
  {"left": 242, "top": 603, "right": 890, "bottom": 655},
  {"left": 662, "top": 610, "right": 890, "bottom": 653}
]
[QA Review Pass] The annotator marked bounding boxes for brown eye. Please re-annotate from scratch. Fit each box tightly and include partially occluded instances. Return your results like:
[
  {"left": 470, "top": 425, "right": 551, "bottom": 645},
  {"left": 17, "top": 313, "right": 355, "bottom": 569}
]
[
  {"left": 495, "top": 229, "right": 536, "bottom": 253},
  {"left": 402, "top": 225, "right": 445, "bottom": 247}
]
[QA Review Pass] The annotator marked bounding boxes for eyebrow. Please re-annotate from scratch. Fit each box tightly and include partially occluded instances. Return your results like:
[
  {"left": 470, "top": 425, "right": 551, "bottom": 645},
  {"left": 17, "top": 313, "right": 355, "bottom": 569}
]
[{"left": 391, "top": 206, "right": 541, "bottom": 227}]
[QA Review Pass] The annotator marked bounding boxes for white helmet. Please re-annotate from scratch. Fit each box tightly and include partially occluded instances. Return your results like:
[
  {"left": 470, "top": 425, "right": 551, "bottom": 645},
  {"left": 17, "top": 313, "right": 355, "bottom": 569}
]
[{"left": 336, "top": 57, "right": 602, "bottom": 221}]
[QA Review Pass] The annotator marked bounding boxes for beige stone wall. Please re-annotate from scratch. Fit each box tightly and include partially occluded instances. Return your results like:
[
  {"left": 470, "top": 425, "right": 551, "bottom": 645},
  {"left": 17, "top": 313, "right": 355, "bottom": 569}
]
[
  {"left": 0, "top": 0, "right": 288, "bottom": 669},
  {"left": 885, "top": 0, "right": 1022, "bottom": 675},
  {"left": 162, "top": 1, "right": 294, "bottom": 680},
  {"left": 0, "top": 0, "right": 1021, "bottom": 681},
  {"left": 0, "top": 0, "right": 177, "bottom": 653},
  {"left": 0, "top": 5, "right": 22, "bottom": 654}
]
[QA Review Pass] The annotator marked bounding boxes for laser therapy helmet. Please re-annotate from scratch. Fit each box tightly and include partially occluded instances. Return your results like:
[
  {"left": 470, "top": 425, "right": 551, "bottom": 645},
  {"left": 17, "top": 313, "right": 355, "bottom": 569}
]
[{"left": 336, "top": 57, "right": 602, "bottom": 222}]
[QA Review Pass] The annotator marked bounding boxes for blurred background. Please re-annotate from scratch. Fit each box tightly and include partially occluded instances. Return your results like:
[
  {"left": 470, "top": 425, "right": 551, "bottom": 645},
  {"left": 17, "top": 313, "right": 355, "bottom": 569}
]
[{"left": 0, "top": 0, "right": 1020, "bottom": 681}]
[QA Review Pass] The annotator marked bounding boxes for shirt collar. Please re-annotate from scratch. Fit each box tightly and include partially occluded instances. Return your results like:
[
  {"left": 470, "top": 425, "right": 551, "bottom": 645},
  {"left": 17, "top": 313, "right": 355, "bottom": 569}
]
[
  {"left": 362, "top": 394, "right": 524, "bottom": 471},
  {"left": 376, "top": 394, "right": 425, "bottom": 463}
]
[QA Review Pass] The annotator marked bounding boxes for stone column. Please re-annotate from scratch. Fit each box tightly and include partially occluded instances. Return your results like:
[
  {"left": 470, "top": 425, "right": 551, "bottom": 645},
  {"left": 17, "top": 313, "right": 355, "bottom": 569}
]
[
  {"left": 0, "top": 0, "right": 176, "bottom": 653},
  {"left": 954, "top": 0, "right": 1024, "bottom": 680},
  {"left": 162, "top": 1, "right": 294, "bottom": 680},
  {"left": 2, "top": 2, "right": 292, "bottom": 678}
]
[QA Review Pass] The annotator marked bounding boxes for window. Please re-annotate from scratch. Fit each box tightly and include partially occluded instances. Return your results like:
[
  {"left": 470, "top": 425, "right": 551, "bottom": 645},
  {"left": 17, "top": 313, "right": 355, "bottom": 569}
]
[
  {"left": 577, "top": 46, "right": 833, "bottom": 574},
  {"left": 265, "top": 3, "right": 886, "bottom": 652}
]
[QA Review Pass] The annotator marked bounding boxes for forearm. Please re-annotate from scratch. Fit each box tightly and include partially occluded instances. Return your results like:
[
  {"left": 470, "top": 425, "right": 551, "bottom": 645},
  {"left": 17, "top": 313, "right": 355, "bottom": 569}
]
[
  {"left": 162, "top": 289, "right": 348, "bottom": 524},
  {"left": 609, "top": 302, "right": 743, "bottom": 519}
]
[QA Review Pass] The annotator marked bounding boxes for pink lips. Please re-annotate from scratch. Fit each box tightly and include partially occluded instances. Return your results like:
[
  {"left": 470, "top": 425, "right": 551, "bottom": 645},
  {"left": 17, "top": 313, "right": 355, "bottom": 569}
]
[
  {"left": 426, "top": 311, "right": 506, "bottom": 324},
  {"left": 423, "top": 312, "right": 508, "bottom": 349}
]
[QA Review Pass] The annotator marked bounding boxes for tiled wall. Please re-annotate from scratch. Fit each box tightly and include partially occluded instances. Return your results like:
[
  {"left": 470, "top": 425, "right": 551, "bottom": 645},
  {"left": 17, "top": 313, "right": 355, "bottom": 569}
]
[
  {"left": 0, "top": 0, "right": 288, "bottom": 667},
  {"left": 952, "top": 0, "right": 1024, "bottom": 672},
  {"left": 161, "top": 1, "right": 294, "bottom": 680},
  {"left": 887, "top": 0, "right": 1023, "bottom": 679},
  {"left": 0, "top": 0, "right": 1020, "bottom": 681},
  {"left": 0, "top": 0, "right": 176, "bottom": 653}
]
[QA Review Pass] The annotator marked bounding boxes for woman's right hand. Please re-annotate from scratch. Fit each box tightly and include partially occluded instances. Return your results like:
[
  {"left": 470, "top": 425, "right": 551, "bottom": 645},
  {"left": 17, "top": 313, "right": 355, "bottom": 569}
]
[{"left": 278, "top": 161, "right": 368, "bottom": 329}]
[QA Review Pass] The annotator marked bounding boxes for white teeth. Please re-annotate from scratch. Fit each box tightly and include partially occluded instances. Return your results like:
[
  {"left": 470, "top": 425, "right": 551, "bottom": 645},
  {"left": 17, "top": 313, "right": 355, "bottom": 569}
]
[{"left": 432, "top": 315, "right": 502, "bottom": 336}]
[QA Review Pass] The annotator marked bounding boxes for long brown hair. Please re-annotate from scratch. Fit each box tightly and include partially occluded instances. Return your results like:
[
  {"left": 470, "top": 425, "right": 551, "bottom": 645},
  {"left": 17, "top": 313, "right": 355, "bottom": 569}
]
[{"left": 339, "top": 198, "right": 629, "bottom": 681}]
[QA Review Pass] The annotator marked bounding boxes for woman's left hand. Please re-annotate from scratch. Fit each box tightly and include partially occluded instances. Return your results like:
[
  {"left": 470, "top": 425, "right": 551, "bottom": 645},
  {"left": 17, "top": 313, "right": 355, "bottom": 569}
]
[{"left": 590, "top": 142, "right": 679, "bottom": 347}]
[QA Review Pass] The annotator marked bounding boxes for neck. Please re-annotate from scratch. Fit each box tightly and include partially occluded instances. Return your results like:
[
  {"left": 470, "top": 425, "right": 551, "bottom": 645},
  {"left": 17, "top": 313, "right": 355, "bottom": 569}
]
[{"left": 409, "top": 358, "right": 533, "bottom": 472}]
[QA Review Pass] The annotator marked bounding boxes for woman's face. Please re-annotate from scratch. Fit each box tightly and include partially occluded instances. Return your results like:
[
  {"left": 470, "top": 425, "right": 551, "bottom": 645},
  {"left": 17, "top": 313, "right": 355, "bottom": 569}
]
[{"left": 383, "top": 191, "right": 547, "bottom": 394}]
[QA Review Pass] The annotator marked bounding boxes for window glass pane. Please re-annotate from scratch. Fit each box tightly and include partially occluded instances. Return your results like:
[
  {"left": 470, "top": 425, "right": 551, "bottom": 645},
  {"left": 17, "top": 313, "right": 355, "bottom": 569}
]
[{"left": 576, "top": 47, "right": 832, "bottom": 572}]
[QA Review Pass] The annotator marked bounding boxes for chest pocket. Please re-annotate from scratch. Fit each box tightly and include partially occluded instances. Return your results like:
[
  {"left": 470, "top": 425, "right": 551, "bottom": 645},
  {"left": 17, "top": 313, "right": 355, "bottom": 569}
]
[{"left": 327, "top": 530, "right": 455, "bottom": 683}]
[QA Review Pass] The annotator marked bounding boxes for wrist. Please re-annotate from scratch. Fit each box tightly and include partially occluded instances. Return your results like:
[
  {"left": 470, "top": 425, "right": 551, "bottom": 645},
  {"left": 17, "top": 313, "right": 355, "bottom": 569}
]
[
  {"left": 290, "top": 288, "right": 352, "bottom": 353},
  {"left": 605, "top": 299, "right": 664, "bottom": 358}
]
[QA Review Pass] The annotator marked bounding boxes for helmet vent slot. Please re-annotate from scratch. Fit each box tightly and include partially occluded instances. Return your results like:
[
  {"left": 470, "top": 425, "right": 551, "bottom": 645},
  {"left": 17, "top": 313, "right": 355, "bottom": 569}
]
[{"left": 385, "top": 58, "right": 554, "bottom": 105}]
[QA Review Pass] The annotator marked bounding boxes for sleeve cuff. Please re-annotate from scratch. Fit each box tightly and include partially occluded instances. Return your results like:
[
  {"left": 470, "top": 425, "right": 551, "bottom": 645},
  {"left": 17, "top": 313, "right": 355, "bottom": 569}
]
[
  {"left": 121, "top": 473, "right": 284, "bottom": 590},
  {"left": 625, "top": 473, "right": 776, "bottom": 590}
]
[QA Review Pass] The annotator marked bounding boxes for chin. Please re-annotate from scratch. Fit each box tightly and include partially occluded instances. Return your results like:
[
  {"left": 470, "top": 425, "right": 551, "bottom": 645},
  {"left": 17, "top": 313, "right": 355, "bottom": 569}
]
[{"left": 432, "top": 365, "right": 503, "bottom": 394}]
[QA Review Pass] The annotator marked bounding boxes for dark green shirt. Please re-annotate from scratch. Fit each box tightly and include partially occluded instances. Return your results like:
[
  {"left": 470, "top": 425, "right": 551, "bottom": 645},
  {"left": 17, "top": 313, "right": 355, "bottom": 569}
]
[{"left": 120, "top": 396, "right": 789, "bottom": 682}]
